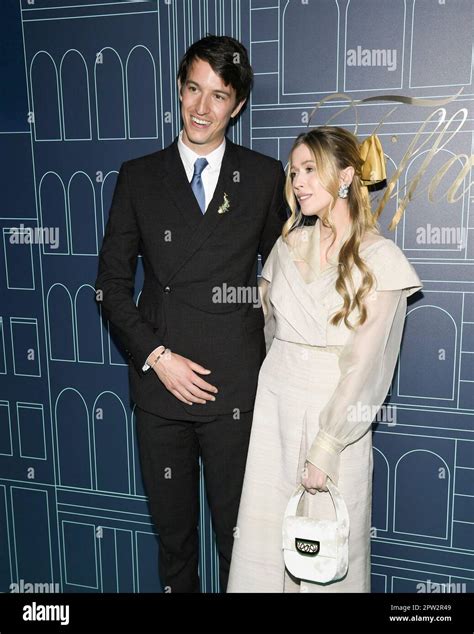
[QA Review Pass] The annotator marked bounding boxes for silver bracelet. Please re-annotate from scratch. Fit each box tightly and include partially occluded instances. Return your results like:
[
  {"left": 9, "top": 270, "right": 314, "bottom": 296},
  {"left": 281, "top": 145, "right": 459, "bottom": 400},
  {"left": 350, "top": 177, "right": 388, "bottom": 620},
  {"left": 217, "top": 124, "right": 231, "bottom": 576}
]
[{"left": 149, "top": 347, "right": 168, "bottom": 370}]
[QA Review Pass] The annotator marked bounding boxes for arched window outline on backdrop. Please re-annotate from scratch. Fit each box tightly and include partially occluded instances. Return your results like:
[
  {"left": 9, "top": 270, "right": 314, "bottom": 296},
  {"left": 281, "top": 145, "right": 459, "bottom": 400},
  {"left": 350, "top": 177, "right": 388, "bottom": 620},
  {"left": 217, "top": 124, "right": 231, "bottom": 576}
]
[
  {"left": 59, "top": 49, "right": 92, "bottom": 141},
  {"left": 75, "top": 284, "right": 104, "bottom": 364},
  {"left": 91, "top": 391, "right": 131, "bottom": 494},
  {"left": 67, "top": 171, "right": 98, "bottom": 256},
  {"left": 343, "top": 0, "right": 406, "bottom": 93},
  {"left": 94, "top": 47, "right": 127, "bottom": 140},
  {"left": 30, "top": 51, "right": 62, "bottom": 141},
  {"left": 55, "top": 387, "right": 93, "bottom": 490},
  {"left": 125, "top": 45, "right": 159, "bottom": 140},
  {"left": 46, "top": 283, "right": 76, "bottom": 362},
  {"left": 281, "top": 0, "right": 340, "bottom": 96},
  {"left": 393, "top": 449, "right": 450, "bottom": 540},
  {"left": 409, "top": 0, "right": 474, "bottom": 89},
  {"left": 38, "top": 172, "right": 69, "bottom": 255},
  {"left": 397, "top": 305, "right": 457, "bottom": 401}
]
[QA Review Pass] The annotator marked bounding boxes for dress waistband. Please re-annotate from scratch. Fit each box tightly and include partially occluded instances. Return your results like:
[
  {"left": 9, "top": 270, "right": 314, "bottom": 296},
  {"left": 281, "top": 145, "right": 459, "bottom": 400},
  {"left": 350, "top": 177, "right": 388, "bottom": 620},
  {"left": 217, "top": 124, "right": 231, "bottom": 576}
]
[{"left": 273, "top": 338, "right": 343, "bottom": 356}]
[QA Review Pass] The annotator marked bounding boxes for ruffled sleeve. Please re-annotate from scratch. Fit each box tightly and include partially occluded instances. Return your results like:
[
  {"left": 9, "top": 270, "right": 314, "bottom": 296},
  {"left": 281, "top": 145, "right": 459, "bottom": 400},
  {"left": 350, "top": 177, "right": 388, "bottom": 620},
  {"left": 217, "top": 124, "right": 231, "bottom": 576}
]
[{"left": 306, "top": 240, "right": 422, "bottom": 485}]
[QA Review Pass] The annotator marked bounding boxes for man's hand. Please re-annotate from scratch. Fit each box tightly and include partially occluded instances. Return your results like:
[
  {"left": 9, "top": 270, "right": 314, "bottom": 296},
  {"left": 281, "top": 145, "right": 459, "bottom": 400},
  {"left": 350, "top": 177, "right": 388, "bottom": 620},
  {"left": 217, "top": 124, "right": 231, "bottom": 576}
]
[
  {"left": 152, "top": 350, "right": 218, "bottom": 405},
  {"left": 302, "top": 461, "right": 328, "bottom": 494}
]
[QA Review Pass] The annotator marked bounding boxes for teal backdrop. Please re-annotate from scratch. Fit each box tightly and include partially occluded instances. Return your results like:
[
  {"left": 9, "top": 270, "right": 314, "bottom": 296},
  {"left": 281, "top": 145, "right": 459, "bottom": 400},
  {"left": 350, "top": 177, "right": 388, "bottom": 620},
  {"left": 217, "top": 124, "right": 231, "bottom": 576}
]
[{"left": 0, "top": 0, "right": 472, "bottom": 594}]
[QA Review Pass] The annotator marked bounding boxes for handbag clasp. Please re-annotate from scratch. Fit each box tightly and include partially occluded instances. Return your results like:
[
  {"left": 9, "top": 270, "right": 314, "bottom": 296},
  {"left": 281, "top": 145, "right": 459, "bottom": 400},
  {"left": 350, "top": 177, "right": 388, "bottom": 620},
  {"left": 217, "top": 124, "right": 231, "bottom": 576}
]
[{"left": 295, "top": 538, "right": 320, "bottom": 556}]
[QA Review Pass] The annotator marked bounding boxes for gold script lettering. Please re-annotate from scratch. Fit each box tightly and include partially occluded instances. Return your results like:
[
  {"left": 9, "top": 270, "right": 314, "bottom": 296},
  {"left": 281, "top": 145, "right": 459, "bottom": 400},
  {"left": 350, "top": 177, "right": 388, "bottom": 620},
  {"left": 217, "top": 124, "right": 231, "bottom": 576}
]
[{"left": 307, "top": 89, "right": 472, "bottom": 230}]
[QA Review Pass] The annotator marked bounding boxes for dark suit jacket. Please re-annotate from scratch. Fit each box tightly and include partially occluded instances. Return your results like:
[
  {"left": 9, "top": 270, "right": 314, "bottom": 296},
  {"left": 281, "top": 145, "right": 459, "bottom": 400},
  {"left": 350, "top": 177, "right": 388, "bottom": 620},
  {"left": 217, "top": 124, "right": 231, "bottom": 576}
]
[{"left": 95, "top": 137, "right": 286, "bottom": 420}]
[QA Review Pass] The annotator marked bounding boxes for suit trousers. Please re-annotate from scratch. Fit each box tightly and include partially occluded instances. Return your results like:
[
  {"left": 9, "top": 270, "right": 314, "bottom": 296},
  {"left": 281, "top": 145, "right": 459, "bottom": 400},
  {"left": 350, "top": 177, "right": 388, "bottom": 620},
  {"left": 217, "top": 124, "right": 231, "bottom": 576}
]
[{"left": 135, "top": 405, "right": 253, "bottom": 593}]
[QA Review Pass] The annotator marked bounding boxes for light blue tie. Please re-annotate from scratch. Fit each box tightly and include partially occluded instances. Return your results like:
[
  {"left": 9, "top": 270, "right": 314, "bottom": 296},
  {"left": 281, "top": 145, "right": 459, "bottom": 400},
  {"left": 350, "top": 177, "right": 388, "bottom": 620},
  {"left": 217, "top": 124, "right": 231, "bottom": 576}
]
[{"left": 190, "top": 157, "right": 208, "bottom": 214}]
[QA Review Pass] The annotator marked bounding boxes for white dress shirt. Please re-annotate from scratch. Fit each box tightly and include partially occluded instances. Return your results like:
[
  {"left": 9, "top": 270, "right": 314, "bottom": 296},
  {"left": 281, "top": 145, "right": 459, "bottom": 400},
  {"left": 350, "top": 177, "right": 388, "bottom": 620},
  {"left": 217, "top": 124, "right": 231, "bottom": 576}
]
[
  {"left": 177, "top": 129, "right": 226, "bottom": 210},
  {"left": 142, "top": 131, "right": 226, "bottom": 371}
]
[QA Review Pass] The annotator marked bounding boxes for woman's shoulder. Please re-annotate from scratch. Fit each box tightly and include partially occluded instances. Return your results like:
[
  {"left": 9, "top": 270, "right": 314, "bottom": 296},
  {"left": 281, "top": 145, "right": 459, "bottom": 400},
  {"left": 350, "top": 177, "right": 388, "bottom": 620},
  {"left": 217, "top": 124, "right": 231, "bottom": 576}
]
[
  {"left": 359, "top": 230, "right": 385, "bottom": 250},
  {"left": 361, "top": 232, "right": 407, "bottom": 262},
  {"left": 361, "top": 233, "right": 423, "bottom": 295}
]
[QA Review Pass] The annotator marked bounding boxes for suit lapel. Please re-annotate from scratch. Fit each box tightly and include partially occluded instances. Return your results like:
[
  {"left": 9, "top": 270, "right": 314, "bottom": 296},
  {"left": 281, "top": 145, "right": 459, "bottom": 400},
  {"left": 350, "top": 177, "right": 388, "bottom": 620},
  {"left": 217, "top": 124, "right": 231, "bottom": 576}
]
[{"left": 165, "top": 138, "right": 240, "bottom": 282}]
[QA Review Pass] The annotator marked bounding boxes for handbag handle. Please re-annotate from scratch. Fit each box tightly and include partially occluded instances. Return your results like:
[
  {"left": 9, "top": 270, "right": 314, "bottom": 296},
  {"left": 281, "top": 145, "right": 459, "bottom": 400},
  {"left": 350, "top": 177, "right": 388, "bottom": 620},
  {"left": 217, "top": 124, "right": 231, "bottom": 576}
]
[{"left": 284, "top": 480, "right": 350, "bottom": 539}]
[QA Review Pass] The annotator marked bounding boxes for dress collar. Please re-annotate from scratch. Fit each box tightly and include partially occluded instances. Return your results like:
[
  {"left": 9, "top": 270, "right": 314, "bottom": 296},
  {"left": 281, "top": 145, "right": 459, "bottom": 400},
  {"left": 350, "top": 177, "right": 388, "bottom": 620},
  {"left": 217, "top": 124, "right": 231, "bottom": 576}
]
[{"left": 285, "top": 221, "right": 351, "bottom": 284}]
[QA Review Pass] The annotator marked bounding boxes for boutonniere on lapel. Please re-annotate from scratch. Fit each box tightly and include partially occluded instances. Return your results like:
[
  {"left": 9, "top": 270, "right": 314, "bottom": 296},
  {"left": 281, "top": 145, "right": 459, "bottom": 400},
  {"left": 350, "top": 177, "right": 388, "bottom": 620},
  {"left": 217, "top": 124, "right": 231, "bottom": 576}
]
[{"left": 217, "top": 192, "right": 230, "bottom": 214}]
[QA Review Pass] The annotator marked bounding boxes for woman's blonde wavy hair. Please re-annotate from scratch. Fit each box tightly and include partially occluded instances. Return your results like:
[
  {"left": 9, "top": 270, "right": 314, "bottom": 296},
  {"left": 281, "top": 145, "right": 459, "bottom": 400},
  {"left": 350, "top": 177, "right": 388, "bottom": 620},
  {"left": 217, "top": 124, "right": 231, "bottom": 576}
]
[{"left": 283, "top": 126, "right": 379, "bottom": 328}]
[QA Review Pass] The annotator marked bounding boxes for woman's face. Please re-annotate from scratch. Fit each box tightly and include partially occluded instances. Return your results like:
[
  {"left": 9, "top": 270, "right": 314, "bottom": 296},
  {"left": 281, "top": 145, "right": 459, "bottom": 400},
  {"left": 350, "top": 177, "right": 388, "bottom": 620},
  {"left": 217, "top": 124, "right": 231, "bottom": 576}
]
[{"left": 289, "top": 143, "right": 333, "bottom": 217}]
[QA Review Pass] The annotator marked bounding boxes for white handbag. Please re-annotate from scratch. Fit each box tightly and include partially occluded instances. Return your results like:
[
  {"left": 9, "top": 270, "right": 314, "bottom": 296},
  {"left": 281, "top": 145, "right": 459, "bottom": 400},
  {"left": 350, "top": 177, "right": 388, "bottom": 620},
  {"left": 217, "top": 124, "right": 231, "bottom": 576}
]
[{"left": 282, "top": 479, "right": 350, "bottom": 584}]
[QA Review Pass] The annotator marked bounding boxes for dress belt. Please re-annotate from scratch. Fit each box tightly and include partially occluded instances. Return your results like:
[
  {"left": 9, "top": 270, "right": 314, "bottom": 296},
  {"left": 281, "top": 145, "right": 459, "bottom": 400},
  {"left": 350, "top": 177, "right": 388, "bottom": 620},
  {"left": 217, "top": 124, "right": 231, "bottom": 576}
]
[{"left": 274, "top": 338, "right": 343, "bottom": 356}]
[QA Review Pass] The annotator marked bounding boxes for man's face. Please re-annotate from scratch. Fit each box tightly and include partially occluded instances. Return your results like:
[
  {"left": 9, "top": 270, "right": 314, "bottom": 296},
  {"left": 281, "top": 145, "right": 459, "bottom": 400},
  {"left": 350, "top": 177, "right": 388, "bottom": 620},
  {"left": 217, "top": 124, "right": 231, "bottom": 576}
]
[{"left": 178, "top": 58, "right": 245, "bottom": 155}]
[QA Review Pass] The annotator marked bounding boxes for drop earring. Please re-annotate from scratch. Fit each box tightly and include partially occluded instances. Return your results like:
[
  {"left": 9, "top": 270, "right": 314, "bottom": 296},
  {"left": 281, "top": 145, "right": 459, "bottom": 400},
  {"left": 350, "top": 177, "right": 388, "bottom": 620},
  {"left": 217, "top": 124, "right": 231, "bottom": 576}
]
[{"left": 338, "top": 182, "right": 349, "bottom": 199}]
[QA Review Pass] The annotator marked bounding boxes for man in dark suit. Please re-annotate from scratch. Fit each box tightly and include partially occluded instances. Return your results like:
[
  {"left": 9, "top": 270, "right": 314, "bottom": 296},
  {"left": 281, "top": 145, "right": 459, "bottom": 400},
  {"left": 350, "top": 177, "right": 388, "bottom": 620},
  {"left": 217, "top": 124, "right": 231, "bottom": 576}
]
[{"left": 95, "top": 35, "right": 286, "bottom": 593}]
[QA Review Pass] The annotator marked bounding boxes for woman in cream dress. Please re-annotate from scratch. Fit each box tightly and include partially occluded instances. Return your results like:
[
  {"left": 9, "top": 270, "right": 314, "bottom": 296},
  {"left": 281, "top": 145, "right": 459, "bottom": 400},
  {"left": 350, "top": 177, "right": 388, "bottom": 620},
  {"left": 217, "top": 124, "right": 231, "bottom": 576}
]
[{"left": 227, "top": 127, "right": 422, "bottom": 593}]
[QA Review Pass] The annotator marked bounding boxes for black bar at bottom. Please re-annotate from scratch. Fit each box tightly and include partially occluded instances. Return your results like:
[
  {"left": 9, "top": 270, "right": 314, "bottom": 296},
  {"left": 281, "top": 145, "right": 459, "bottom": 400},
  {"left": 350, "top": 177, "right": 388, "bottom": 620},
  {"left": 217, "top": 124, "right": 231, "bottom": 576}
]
[{"left": 0, "top": 592, "right": 471, "bottom": 634}]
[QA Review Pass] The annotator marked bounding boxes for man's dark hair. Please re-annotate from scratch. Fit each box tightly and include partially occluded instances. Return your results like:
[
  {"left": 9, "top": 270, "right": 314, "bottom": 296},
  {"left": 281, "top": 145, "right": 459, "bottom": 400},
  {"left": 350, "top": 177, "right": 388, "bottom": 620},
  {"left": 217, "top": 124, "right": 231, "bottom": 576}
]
[{"left": 177, "top": 35, "right": 253, "bottom": 104}]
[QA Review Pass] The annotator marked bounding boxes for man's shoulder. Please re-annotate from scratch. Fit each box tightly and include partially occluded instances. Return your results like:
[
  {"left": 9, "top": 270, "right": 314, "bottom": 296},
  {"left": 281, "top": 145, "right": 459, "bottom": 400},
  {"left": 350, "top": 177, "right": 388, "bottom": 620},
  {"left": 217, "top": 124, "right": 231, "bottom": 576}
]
[
  {"left": 230, "top": 140, "right": 282, "bottom": 170},
  {"left": 123, "top": 144, "right": 173, "bottom": 170}
]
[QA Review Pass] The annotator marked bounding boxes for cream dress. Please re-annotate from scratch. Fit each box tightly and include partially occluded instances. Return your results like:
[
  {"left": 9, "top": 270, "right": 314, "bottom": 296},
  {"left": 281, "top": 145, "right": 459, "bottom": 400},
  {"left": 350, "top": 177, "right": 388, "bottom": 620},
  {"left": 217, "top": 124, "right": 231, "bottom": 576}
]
[{"left": 227, "top": 222, "right": 422, "bottom": 593}]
